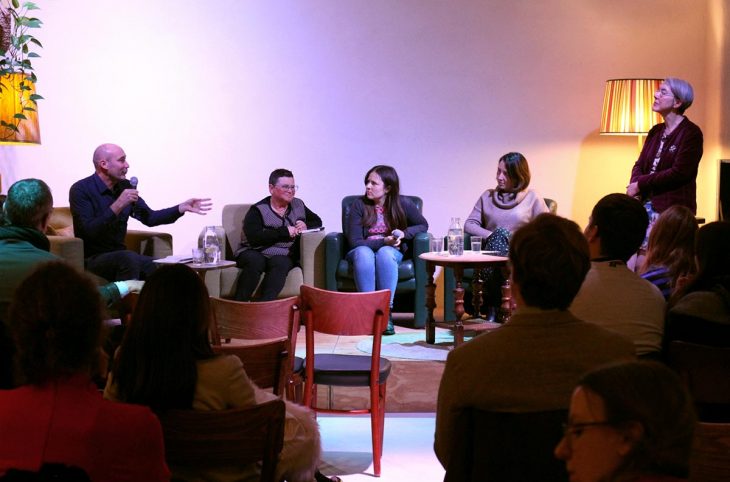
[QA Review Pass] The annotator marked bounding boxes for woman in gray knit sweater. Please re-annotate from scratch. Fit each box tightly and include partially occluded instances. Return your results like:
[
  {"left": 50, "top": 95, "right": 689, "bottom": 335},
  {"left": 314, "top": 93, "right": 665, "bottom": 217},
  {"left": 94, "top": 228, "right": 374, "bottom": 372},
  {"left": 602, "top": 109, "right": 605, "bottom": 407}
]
[{"left": 464, "top": 152, "right": 548, "bottom": 316}]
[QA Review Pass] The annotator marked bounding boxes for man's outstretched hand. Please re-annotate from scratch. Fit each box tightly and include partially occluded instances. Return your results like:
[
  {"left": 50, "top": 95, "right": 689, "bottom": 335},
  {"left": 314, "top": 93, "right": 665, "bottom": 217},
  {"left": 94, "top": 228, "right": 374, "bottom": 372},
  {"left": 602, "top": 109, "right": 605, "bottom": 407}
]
[{"left": 179, "top": 198, "right": 213, "bottom": 214}]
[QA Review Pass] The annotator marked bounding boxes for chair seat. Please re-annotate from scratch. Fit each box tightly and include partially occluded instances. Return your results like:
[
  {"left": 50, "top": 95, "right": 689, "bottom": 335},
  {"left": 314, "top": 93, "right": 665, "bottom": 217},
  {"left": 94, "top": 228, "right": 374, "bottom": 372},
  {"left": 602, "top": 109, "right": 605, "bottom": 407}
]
[
  {"left": 306, "top": 354, "right": 392, "bottom": 386},
  {"left": 336, "top": 258, "right": 415, "bottom": 282}
]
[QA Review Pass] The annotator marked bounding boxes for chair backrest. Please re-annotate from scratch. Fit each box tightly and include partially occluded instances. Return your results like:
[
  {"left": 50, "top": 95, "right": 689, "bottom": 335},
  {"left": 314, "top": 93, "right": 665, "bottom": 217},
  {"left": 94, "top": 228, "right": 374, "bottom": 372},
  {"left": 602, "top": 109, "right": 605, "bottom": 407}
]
[
  {"left": 210, "top": 296, "right": 300, "bottom": 343},
  {"left": 221, "top": 204, "right": 254, "bottom": 259},
  {"left": 299, "top": 285, "right": 390, "bottom": 336},
  {"left": 340, "top": 195, "right": 423, "bottom": 235},
  {"left": 445, "top": 408, "right": 569, "bottom": 482},
  {"left": 690, "top": 422, "right": 730, "bottom": 482},
  {"left": 212, "top": 339, "right": 289, "bottom": 396},
  {"left": 158, "top": 399, "right": 285, "bottom": 482},
  {"left": 47, "top": 206, "right": 75, "bottom": 237},
  {"left": 666, "top": 341, "right": 730, "bottom": 421}
]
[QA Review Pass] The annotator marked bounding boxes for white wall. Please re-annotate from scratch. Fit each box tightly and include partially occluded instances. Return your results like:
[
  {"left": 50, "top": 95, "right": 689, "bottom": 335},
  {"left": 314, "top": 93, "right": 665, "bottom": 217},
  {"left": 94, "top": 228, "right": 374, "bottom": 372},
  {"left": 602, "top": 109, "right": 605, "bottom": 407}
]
[{"left": 1, "top": 0, "right": 725, "bottom": 254}]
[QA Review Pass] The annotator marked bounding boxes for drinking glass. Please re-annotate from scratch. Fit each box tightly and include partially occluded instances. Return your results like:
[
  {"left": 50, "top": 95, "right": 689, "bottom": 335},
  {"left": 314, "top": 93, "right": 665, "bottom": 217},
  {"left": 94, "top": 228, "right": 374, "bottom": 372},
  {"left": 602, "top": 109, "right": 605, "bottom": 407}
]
[
  {"left": 431, "top": 236, "right": 444, "bottom": 254},
  {"left": 471, "top": 236, "right": 483, "bottom": 252},
  {"left": 191, "top": 247, "right": 204, "bottom": 264}
]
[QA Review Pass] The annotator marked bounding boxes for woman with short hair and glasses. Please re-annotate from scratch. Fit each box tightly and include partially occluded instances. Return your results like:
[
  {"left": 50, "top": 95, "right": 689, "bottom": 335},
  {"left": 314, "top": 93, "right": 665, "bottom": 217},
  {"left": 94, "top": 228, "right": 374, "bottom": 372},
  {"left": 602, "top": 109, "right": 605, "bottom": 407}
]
[
  {"left": 627, "top": 78, "right": 703, "bottom": 264},
  {"left": 555, "top": 360, "right": 696, "bottom": 482},
  {"left": 346, "top": 165, "right": 429, "bottom": 335},
  {"left": 233, "top": 168, "right": 322, "bottom": 301}
]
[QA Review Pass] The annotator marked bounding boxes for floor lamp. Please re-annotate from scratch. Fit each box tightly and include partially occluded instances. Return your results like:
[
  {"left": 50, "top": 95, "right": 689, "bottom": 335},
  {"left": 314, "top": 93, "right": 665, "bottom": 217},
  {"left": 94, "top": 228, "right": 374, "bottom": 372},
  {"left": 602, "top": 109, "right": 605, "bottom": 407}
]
[{"left": 599, "top": 78, "right": 662, "bottom": 152}]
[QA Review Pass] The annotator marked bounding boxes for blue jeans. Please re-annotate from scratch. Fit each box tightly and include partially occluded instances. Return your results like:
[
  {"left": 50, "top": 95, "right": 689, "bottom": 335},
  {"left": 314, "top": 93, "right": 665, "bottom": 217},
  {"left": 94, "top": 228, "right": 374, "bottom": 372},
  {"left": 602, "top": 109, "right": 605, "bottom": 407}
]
[{"left": 346, "top": 245, "right": 403, "bottom": 307}]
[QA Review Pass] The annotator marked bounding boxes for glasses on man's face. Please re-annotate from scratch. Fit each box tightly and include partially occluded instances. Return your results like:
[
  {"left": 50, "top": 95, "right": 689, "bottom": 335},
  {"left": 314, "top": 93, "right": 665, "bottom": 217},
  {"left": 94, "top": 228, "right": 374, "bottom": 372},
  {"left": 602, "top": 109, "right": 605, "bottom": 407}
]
[
  {"left": 561, "top": 421, "right": 613, "bottom": 442},
  {"left": 276, "top": 184, "right": 298, "bottom": 192}
]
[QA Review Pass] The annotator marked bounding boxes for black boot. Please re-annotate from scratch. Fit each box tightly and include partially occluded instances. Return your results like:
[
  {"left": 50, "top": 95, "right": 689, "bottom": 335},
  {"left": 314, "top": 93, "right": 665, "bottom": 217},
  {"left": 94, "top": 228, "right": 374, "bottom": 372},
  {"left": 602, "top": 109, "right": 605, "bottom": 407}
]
[{"left": 382, "top": 312, "right": 395, "bottom": 336}]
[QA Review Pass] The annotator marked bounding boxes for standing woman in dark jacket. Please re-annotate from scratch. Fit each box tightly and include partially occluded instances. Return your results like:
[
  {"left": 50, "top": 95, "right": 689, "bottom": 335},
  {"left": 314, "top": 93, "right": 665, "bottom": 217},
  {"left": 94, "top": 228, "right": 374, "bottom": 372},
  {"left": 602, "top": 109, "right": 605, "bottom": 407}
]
[
  {"left": 346, "top": 165, "right": 428, "bottom": 335},
  {"left": 627, "top": 78, "right": 703, "bottom": 261}
]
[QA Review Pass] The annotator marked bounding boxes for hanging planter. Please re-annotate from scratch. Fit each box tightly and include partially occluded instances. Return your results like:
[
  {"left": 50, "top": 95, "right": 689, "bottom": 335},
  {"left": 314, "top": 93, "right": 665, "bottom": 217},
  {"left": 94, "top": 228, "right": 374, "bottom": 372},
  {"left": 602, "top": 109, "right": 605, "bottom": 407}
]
[{"left": 0, "top": 0, "right": 42, "bottom": 144}]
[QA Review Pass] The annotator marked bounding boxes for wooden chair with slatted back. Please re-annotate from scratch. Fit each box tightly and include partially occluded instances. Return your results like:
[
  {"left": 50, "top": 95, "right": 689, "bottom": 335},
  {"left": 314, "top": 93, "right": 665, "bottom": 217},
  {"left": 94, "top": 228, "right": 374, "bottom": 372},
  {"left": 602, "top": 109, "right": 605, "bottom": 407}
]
[
  {"left": 213, "top": 339, "right": 288, "bottom": 397},
  {"left": 210, "top": 296, "right": 303, "bottom": 402},
  {"left": 158, "top": 399, "right": 285, "bottom": 482},
  {"left": 666, "top": 341, "right": 730, "bottom": 422},
  {"left": 299, "top": 285, "right": 392, "bottom": 477}
]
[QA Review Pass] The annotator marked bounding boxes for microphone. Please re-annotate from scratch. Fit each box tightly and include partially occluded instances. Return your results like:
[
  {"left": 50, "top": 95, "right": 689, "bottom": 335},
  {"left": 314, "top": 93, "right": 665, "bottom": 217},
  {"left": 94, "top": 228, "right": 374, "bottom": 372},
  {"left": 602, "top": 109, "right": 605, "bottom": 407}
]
[
  {"left": 392, "top": 229, "right": 405, "bottom": 240},
  {"left": 129, "top": 176, "right": 138, "bottom": 209}
]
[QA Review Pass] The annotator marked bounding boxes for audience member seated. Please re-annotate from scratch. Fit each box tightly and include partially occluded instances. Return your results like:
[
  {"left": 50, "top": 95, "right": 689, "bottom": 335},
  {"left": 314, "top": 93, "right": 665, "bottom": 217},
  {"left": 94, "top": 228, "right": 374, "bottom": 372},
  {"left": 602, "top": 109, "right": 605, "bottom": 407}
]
[
  {"left": 0, "top": 179, "right": 142, "bottom": 389},
  {"left": 0, "top": 262, "right": 169, "bottom": 481},
  {"left": 346, "top": 165, "right": 429, "bottom": 335},
  {"left": 104, "top": 264, "right": 322, "bottom": 482},
  {"left": 555, "top": 360, "right": 696, "bottom": 482},
  {"left": 69, "top": 143, "right": 211, "bottom": 281},
  {"left": 638, "top": 205, "right": 698, "bottom": 299},
  {"left": 463, "top": 151, "right": 548, "bottom": 319},
  {"left": 434, "top": 213, "right": 635, "bottom": 471},
  {"left": 233, "top": 168, "right": 322, "bottom": 301},
  {"left": 570, "top": 194, "right": 666, "bottom": 358},
  {"left": 665, "top": 221, "right": 730, "bottom": 347}
]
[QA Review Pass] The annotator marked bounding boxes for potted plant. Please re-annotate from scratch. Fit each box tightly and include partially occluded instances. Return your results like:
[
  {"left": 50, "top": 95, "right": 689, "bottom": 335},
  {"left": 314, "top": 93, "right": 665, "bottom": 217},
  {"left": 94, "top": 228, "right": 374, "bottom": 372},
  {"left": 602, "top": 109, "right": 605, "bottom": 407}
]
[{"left": 0, "top": 0, "right": 42, "bottom": 143}]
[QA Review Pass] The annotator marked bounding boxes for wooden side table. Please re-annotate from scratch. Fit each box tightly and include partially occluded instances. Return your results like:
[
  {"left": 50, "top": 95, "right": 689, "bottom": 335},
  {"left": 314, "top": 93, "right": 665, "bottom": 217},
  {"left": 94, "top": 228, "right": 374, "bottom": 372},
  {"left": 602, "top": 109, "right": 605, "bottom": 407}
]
[{"left": 419, "top": 251, "right": 508, "bottom": 347}]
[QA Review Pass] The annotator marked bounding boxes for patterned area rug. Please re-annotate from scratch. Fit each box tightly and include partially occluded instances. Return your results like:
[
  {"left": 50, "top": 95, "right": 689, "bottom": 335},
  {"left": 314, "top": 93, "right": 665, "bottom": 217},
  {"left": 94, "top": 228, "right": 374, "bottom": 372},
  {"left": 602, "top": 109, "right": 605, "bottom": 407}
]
[
  {"left": 314, "top": 360, "right": 444, "bottom": 413},
  {"left": 356, "top": 333, "right": 457, "bottom": 361}
]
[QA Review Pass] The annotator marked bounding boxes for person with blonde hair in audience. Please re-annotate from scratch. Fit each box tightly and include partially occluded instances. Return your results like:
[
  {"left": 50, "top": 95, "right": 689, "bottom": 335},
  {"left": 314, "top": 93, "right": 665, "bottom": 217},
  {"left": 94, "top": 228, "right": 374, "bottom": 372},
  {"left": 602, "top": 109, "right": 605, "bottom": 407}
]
[
  {"left": 104, "top": 264, "right": 326, "bottom": 482},
  {"left": 0, "top": 261, "right": 169, "bottom": 480},
  {"left": 555, "top": 360, "right": 696, "bottom": 482},
  {"left": 639, "top": 205, "right": 698, "bottom": 299}
]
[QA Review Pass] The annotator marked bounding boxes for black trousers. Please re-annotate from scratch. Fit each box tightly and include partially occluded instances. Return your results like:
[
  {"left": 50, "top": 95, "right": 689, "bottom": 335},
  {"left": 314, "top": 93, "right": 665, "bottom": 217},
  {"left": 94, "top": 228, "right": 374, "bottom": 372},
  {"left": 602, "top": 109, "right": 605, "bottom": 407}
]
[{"left": 234, "top": 250, "right": 294, "bottom": 301}]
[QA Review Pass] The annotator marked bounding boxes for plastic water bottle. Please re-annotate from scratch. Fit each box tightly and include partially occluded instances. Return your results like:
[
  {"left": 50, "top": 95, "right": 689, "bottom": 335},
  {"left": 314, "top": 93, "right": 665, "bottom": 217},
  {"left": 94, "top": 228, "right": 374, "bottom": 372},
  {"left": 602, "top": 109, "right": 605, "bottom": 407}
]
[
  {"left": 203, "top": 226, "right": 220, "bottom": 264},
  {"left": 448, "top": 217, "right": 464, "bottom": 256}
]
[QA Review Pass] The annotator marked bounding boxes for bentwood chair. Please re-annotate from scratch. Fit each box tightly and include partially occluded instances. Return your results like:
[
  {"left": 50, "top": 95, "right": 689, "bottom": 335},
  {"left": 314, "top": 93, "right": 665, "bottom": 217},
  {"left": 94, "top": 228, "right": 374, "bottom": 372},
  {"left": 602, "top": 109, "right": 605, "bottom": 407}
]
[
  {"left": 213, "top": 339, "right": 289, "bottom": 397},
  {"left": 324, "top": 195, "right": 431, "bottom": 328},
  {"left": 690, "top": 422, "right": 730, "bottom": 482},
  {"left": 666, "top": 341, "right": 730, "bottom": 422},
  {"left": 300, "top": 285, "right": 392, "bottom": 477},
  {"left": 159, "top": 399, "right": 285, "bottom": 482},
  {"left": 210, "top": 296, "right": 303, "bottom": 402},
  {"left": 445, "top": 408, "right": 568, "bottom": 482}
]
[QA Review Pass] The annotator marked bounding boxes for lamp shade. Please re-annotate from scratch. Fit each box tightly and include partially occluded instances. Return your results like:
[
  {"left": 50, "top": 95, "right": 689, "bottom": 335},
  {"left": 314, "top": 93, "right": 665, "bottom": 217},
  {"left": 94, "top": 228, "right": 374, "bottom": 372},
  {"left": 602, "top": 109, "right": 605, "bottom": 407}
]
[
  {"left": 0, "top": 72, "right": 41, "bottom": 145},
  {"left": 600, "top": 79, "right": 662, "bottom": 135}
]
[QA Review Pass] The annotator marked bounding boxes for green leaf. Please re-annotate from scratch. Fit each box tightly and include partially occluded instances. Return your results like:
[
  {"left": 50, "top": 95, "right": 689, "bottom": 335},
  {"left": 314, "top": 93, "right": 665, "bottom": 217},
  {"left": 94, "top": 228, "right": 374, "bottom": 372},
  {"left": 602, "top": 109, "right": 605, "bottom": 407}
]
[
  {"left": 17, "top": 35, "right": 32, "bottom": 45},
  {"left": 29, "top": 94, "right": 43, "bottom": 101},
  {"left": 8, "top": 124, "right": 19, "bottom": 132},
  {"left": 19, "top": 19, "right": 42, "bottom": 28},
  {"left": 22, "top": 44, "right": 28, "bottom": 54},
  {"left": 0, "top": 120, "right": 7, "bottom": 127},
  {"left": 28, "top": 52, "right": 40, "bottom": 58},
  {"left": 20, "top": 84, "right": 31, "bottom": 91},
  {"left": 12, "top": 0, "right": 20, "bottom": 9},
  {"left": 23, "top": 2, "right": 40, "bottom": 10},
  {"left": 29, "top": 38, "right": 43, "bottom": 48},
  {"left": 14, "top": 113, "right": 28, "bottom": 120},
  {"left": 23, "top": 106, "right": 36, "bottom": 112}
]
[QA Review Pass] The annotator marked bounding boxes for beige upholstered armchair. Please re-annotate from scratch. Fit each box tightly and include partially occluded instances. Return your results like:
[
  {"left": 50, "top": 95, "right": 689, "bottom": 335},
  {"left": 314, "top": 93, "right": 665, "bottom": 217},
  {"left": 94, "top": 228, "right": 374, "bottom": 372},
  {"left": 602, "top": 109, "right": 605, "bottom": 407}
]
[
  {"left": 47, "top": 207, "right": 173, "bottom": 273},
  {"left": 201, "top": 204, "right": 326, "bottom": 299}
]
